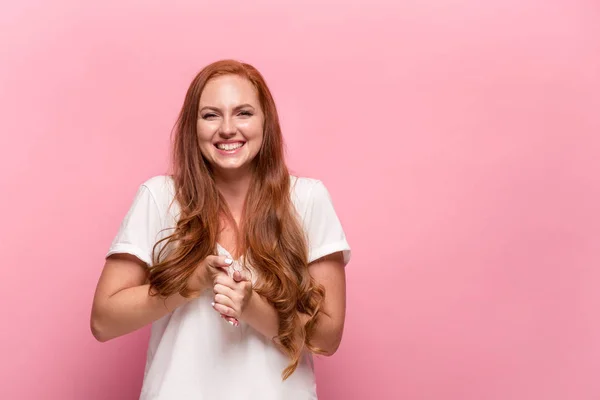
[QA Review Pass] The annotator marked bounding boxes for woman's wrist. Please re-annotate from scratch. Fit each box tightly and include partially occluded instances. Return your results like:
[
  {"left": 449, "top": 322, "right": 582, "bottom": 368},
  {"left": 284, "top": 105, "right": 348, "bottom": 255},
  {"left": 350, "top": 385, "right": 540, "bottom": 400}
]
[
  {"left": 241, "top": 290, "right": 279, "bottom": 340},
  {"left": 239, "top": 288, "right": 257, "bottom": 320},
  {"left": 185, "top": 271, "right": 210, "bottom": 296}
]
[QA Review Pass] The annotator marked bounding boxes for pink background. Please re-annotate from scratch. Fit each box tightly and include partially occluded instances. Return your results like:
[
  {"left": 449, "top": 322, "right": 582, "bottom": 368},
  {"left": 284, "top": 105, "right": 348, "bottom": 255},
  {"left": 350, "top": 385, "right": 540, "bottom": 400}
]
[{"left": 1, "top": 0, "right": 599, "bottom": 399}]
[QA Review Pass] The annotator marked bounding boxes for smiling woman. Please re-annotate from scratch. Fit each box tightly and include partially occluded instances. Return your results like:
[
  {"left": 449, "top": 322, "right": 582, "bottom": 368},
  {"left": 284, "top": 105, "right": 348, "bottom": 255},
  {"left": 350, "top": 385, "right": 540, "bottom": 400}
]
[
  {"left": 197, "top": 75, "right": 264, "bottom": 172},
  {"left": 90, "top": 59, "right": 351, "bottom": 400}
]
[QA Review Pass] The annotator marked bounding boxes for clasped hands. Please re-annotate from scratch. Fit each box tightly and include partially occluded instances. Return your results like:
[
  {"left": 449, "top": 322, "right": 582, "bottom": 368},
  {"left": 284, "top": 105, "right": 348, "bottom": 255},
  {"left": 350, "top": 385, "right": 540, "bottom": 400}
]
[{"left": 187, "top": 255, "right": 253, "bottom": 327}]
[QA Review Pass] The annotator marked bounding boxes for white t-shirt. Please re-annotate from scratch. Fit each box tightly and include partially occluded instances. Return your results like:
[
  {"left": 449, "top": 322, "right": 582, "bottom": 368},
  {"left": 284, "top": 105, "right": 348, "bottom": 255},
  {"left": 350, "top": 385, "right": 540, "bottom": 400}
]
[{"left": 106, "top": 175, "right": 351, "bottom": 400}]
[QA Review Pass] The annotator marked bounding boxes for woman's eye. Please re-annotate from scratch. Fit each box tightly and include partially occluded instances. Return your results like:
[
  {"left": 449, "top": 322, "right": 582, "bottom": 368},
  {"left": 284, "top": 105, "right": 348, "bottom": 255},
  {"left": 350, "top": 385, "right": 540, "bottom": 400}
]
[
  {"left": 202, "top": 113, "right": 217, "bottom": 119},
  {"left": 239, "top": 111, "right": 253, "bottom": 117}
]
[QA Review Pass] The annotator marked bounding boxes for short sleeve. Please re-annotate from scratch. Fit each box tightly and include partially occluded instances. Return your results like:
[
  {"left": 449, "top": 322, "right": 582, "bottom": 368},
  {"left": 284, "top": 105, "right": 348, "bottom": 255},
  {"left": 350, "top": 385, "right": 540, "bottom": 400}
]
[
  {"left": 303, "top": 181, "right": 351, "bottom": 265},
  {"left": 106, "top": 184, "right": 163, "bottom": 266}
]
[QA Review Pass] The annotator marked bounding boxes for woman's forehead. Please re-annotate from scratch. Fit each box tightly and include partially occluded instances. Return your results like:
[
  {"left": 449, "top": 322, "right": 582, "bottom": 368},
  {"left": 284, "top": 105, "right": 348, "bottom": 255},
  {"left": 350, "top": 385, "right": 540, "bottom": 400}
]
[{"left": 199, "top": 75, "right": 259, "bottom": 108}]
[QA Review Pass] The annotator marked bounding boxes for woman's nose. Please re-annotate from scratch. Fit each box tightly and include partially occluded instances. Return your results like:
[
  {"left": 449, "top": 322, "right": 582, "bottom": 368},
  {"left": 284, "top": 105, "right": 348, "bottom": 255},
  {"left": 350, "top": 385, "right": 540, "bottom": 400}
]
[{"left": 219, "top": 117, "right": 236, "bottom": 136}]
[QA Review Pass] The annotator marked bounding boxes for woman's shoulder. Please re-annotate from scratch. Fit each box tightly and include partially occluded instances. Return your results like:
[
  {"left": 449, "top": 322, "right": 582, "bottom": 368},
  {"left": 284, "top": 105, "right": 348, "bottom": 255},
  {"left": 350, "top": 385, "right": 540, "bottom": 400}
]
[
  {"left": 290, "top": 175, "right": 322, "bottom": 194},
  {"left": 139, "top": 174, "right": 175, "bottom": 194},
  {"left": 289, "top": 175, "right": 331, "bottom": 208},
  {"left": 137, "top": 174, "right": 176, "bottom": 211}
]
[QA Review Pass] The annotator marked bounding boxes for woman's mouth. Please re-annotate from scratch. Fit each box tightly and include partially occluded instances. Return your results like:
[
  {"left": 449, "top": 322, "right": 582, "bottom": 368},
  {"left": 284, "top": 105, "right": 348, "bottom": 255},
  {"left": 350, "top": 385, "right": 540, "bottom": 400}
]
[{"left": 215, "top": 141, "right": 245, "bottom": 154}]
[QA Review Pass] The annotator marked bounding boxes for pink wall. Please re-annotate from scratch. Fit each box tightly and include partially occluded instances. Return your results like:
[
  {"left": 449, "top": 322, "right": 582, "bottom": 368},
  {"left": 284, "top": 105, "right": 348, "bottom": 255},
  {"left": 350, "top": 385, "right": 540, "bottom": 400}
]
[{"left": 1, "top": 1, "right": 599, "bottom": 399}]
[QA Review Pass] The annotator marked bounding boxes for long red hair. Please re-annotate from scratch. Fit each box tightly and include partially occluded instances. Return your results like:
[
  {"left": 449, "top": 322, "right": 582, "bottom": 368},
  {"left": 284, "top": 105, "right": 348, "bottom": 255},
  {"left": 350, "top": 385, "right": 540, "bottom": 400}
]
[{"left": 148, "top": 59, "right": 325, "bottom": 379}]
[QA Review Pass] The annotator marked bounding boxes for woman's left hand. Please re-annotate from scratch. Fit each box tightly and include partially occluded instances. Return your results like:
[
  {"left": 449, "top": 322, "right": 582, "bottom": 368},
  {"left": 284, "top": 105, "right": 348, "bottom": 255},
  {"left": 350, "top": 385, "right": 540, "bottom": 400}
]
[{"left": 212, "top": 270, "right": 253, "bottom": 324}]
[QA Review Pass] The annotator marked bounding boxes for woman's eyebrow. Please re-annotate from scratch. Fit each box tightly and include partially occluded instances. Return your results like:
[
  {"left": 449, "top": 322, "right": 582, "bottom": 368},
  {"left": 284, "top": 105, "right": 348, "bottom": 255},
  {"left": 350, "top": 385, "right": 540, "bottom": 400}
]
[{"left": 199, "top": 104, "right": 256, "bottom": 112}]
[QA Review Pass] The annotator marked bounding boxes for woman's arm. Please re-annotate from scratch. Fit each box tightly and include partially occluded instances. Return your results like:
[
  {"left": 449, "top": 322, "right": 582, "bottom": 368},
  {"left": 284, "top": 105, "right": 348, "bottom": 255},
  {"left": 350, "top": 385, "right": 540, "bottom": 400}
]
[
  {"left": 90, "top": 253, "right": 193, "bottom": 342},
  {"left": 92, "top": 252, "right": 234, "bottom": 342},
  {"left": 237, "top": 252, "right": 347, "bottom": 356},
  {"left": 91, "top": 253, "right": 234, "bottom": 342}
]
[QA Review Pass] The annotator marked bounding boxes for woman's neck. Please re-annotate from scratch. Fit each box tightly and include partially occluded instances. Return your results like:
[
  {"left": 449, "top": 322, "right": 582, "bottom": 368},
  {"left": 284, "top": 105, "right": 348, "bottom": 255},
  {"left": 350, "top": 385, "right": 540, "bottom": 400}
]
[{"left": 213, "top": 169, "right": 253, "bottom": 220}]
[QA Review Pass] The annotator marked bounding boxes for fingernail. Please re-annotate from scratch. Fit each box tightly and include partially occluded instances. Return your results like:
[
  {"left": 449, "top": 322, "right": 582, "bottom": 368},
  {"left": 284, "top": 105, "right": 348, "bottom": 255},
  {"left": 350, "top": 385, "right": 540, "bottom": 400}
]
[
  {"left": 211, "top": 302, "right": 215, "bottom": 307},
  {"left": 227, "top": 320, "right": 235, "bottom": 326},
  {"left": 224, "top": 258, "right": 233, "bottom": 265}
]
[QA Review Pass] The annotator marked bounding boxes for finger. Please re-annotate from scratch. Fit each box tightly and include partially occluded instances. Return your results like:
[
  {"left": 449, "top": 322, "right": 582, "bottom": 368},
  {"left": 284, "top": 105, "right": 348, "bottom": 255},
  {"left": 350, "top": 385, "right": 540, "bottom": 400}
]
[
  {"left": 213, "top": 283, "right": 236, "bottom": 298},
  {"left": 213, "top": 293, "right": 235, "bottom": 310},
  {"left": 214, "top": 274, "right": 236, "bottom": 288},
  {"left": 212, "top": 301, "right": 236, "bottom": 318},
  {"left": 220, "top": 314, "right": 240, "bottom": 327},
  {"left": 206, "top": 257, "right": 234, "bottom": 281},
  {"left": 206, "top": 255, "right": 234, "bottom": 269},
  {"left": 233, "top": 270, "right": 251, "bottom": 283},
  {"left": 209, "top": 298, "right": 239, "bottom": 326}
]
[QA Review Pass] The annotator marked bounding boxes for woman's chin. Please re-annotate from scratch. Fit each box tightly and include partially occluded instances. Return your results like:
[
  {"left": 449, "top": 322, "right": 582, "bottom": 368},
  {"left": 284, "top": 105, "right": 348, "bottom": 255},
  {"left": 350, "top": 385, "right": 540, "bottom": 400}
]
[{"left": 212, "top": 159, "right": 252, "bottom": 174}]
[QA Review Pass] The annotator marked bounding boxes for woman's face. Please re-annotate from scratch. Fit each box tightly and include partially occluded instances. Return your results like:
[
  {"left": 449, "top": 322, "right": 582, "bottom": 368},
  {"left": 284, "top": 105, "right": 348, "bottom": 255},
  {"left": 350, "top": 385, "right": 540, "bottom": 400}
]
[{"left": 197, "top": 74, "right": 264, "bottom": 175}]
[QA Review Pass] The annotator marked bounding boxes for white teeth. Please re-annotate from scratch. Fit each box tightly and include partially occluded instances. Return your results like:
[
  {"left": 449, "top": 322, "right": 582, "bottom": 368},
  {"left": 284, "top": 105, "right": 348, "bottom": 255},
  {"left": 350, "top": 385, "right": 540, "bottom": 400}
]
[{"left": 216, "top": 142, "right": 244, "bottom": 151}]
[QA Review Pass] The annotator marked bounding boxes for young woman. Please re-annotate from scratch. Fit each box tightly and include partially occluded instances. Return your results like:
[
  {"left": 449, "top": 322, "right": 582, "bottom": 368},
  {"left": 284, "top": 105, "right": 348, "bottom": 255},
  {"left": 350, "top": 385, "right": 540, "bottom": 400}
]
[{"left": 91, "top": 59, "right": 351, "bottom": 399}]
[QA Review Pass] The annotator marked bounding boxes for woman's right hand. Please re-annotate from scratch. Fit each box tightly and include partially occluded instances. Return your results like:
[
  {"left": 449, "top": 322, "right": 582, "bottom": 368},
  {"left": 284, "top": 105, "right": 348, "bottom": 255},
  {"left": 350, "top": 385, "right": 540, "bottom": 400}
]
[
  {"left": 186, "top": 255, "right": 233, "bottom": 295},
  {"left": 186, "top": 255, "right": 240, "bottom": 326}
]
